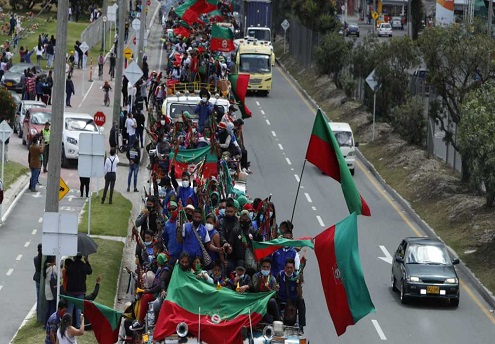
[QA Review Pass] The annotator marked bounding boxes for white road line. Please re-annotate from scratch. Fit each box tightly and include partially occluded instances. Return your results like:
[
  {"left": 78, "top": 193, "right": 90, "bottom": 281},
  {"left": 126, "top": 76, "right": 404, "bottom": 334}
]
[
  {"left": 260, "top": 110, "right": 265, "bottom": 115},
  {"left": 311, "top": 206, "right": 317, "bottom": 211},
  {"left": 32, "top": 229, "right": 37, "bottom": 235},
  {"left": 285, "top": 158, "right": 292, "bottom": 165},
  {"left": 16, "top": 255, "right": 22, "bottom": 261},
  {"left": 294, "top": 174, "right": 300, "bottom": 182},
  {"left": 38, "top": 217, "right": 43, "bottom": 223},
  {"left": 271, "top": 131, "right": 276, "bottom": 137},
  {"left": 371, "top": 319, "right": 387, "bottom": 340},
  {"left": 24, "top": 241, "right": 30, "bottom": 248},
  {"left": 304, "top": 193, "right": 313, "bottom": 203},
  {"left": 266, "top": 119, "right": 271, "bottom": 125},
  {"left": 6, "top": 269, "right": 13, "bottom": 276},
  {"left": 0, "top": 285, "right": 3, "bottom": 292},
  {"left": 278, "top": 143, "right": 284, "bottom": 150},
  {"left": 78, "top": 81, "right": 95, "bottom": 109},
  {"left": 316, "top": 215, "right": 325, "bottom": 227},
  {"left": 256, "top": 101, "right": 260, "bottom": 106},
  {"left": 378, "top": 245, "right": 393, "bottom": 264}
]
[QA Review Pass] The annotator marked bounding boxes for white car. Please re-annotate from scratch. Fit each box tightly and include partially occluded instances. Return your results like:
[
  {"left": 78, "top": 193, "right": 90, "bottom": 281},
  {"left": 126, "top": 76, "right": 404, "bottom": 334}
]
[
  {"left": 378, "top": 23, "right": 393, "bottom": 37},
  {"left": 62, "top": 112, "right": 101, "bottom": 167},
  {"left": 329, "top": 122, "right": 358, "bottom": 176}
]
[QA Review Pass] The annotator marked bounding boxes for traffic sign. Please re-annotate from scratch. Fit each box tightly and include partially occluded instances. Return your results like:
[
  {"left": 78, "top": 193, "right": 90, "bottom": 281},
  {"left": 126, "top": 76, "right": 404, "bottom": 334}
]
[
  {"left": 79, "top": 41, "right": 89, "bottom": 54},
  {"left": 123, "top": 47, "right": 133, "bottom": 60},
  {"left": 281, "top": 19, "right": 290, "bottom": 31},
  {"left": 0, "top": 120, "right": 12, "bottom": 143},
  {"left": 372, "top": 11, "right": 379, "bottom": 20},
  {"left": 124, "top": 61, "right": 144, "bottom": 85},
  {"left": 94, "top": 111, "right": 106, "bottom": 127},
  {"left": 59, "top": 178, "right": 70, "bottom": 201},
  {"left": 102, "top": 15, "right": 108, "bottom": 22},
  {"left": 366, "top": 69, "right": 381, "bottom": 92},
  {"left": 132, "top": 18, "right": 141, "bottom": 32}
]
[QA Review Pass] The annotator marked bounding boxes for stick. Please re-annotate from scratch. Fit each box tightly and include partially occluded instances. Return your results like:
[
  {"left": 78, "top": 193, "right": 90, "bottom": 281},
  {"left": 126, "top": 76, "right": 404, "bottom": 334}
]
[
  {"left": 248, "top": 308, "right": 253, "bottom": 340},
  {"left": 290, "top": 160, "right": 307, "bottom": 224}
]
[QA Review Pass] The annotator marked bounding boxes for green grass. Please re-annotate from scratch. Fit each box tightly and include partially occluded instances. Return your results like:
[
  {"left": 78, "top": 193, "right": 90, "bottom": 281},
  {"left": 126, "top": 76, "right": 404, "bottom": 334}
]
[
  {"left": 79, "top": 192, "right": 132, "bottom": 237},
  {"left": 4, "top": 161, "right": 29, "bottom": 189}
]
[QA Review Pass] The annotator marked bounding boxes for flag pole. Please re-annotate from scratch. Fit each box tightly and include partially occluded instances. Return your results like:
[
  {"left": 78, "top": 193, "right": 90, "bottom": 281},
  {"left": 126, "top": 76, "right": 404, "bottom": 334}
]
[
  {"left": 290, "top": 160, "right": 307, "bottom": 223},
  {"left": 198, "top": 306, "right": 201, "bottom": 343},
  {"left": 248, "top": 308, "right": 254, "bottom": 340}
]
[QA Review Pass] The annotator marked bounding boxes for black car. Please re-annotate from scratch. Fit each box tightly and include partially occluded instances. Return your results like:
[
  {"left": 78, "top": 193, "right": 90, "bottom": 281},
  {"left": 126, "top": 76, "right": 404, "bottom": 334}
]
[
  {"left": 1, "top": 63, "right": 46, "bottom": 93},
  {"left": 346, "top": 24, "right": 360, "bottom": 37},
  {"left": 391, "top": 237, "right": 460, "bottom": 307}
]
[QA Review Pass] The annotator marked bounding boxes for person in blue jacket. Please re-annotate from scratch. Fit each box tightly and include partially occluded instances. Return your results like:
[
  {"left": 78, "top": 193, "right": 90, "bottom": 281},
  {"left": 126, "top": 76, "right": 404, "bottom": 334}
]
[
  {"left": 170, "top": 167, "right": 198, "bottom": 207},
  {"left": 193, "top": 88, "right": 213, "bottom": 134}
]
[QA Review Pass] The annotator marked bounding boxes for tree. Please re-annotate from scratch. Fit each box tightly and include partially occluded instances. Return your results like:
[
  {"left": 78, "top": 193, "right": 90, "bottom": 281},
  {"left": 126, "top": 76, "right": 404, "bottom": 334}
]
[
  {"left": 0, "top": 88, "right": 18, "bottom": 125},
  {"left": 314, "top": 32, "right": 353, "bottom": 89},
  {"left": 458, "top": 84, "right": 495, "bottom": 207},
  {"left": 391, "top": 96, "right": 425, "bottom": 146},
  {"left": 291, "top": 0, "right": 339, "bottom": 33},
  {"left": 411, "top": 0, "right": 424, "bottom": 40}
]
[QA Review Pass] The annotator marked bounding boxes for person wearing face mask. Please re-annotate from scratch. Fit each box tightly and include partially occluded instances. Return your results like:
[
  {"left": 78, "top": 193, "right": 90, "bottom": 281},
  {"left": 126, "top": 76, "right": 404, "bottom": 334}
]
[
  {"left": 205, "top": 213, "right": 223, "bottom": 266},
  {"left": 207, "top": 190, "right": 220, "bottom": 215},
  {"left": 270, "top": 221, "right": 300, "bottom": 278},
  {"left": 243, "top": 203, "right": 257, "bottom": 230},
  {"left": 217, "top": 199, "right": 238, "bottom": 249},
  {"left": 193, "top": 88, "right": 213, "bottom": 134},
  {"left": 184, "top": 204, "right": 195, "bottom": 222},
  {"left": 159, "top": 177, "right": 177, "bottom": 213},
  {"left": 227, "top": 266, "right": 251, "bottom": 293},
  {"left": 227, "top": 210, "right": 261, "bottom": 275},
  {"left": 178, "top": 251, "right": 192, "bottom": 272},
  {"left": 162, "top": 201, "right": 182, "bottom": 266},
  {"left": 135, "top": 230, "right": 157, "bottom": 268},
  {"left": 155, "top": 132, "right": 171, "bottom": 172},
  {"left": 170, "top": 169, "right": 198, "bottom": 208},
  {"left": 250, "top": 257, "right": 281, "bottom": 324},
  {"left": 192, "top": 256, "right": 213, "bottom": 284},
  {"left": 135, "top": 197, "right": 161, "bottom": 239}
]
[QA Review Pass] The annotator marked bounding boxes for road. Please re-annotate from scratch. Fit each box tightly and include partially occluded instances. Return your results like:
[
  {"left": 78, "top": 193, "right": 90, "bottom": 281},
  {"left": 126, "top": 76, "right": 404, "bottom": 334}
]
[{"left": 244, "top": 65, "right": 495, "bottom": 342}]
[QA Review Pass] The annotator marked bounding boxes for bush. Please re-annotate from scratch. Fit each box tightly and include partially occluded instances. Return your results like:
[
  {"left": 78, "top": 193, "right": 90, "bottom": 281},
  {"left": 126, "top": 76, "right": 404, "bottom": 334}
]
[
  {"left": 341, "top": 73, "right": 356, "bottom": 98},
  {"left": 391, "top": 96, "right": 426, "bottom": 146},
  {"left": 0, "top": 87, "right": 17, "bottom": 124}
]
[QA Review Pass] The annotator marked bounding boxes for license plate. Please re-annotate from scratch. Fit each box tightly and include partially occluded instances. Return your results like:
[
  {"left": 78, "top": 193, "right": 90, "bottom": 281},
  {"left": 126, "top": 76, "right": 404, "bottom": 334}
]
[
  {"left": 427, "top": 286, "right": 440, "bottom": 294},
  {"left": 6, "top": 82, "right": 12, "bottom": 86}
]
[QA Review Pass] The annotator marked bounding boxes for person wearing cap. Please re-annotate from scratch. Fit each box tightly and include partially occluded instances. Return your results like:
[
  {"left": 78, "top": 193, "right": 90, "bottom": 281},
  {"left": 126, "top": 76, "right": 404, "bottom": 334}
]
[
  {"left": 159, "top": 177, "right": 177, "bottom": 211},
  {"left": 270, "top": 221, "right": 300, "bottom": 276},
  {"left": 250, "top": 257, "right": 281, "bottom": 323},
  {"left": 41, "top": 121, "right": 50, "bottom": 172},
  {"left": 227, "top": 209, "right": 261, "bottom": 275},
  {"left": 194, "top": 88, "right": 213, "bottom": 134},
  {"left": 228, "top": 265, "right": 251, "bottom": 293},
  {"left": 184, "top": 204, "right": 195, "bottom": 221},
  {"left": 135, "top": 197, "right": 161, "bottom": 237},
  {"left": 162, "top": 200, "right": 182, "bottom": 264},
  {"left": 171, "top": 167, "right": 198, "bottom": 208}
]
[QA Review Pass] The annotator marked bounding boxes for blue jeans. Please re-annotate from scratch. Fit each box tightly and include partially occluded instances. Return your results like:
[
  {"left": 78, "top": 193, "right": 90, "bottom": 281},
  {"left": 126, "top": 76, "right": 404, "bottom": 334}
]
[
  {"left": 67, "top": 293, "right": 84, "bottom": 328},
  {"left": 30, "top": 168, "right": 40, "bottom": 191},
  {"left": 45, "top": 299, "right": 56, "bottom": 327},
  {"left": 128, "top": 134, "right": 135, "bottom": 149},
  {"left": 128, "top": 163, "right": 139, "bottom": 189}
]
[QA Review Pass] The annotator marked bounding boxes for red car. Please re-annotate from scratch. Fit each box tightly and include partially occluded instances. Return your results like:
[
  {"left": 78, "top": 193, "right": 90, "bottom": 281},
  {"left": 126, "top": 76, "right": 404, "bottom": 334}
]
[{"left": 22, "top": 107, "right": 52, "bottom": 147}]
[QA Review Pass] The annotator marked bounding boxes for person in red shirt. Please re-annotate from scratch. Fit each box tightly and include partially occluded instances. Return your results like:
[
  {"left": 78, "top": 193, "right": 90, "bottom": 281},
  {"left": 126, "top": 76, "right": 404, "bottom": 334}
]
[
  {"left": 25, "top": 75, "right": 36, "bottom": 100},
  {"left": 190, "top": 50, "right": 199, "bottom": 83}
]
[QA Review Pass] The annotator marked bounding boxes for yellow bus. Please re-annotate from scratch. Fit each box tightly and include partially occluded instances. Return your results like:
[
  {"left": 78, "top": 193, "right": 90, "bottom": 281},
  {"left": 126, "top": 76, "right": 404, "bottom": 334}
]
[{"left": 235, "top": 39, "right": 274, "bottom": 95}]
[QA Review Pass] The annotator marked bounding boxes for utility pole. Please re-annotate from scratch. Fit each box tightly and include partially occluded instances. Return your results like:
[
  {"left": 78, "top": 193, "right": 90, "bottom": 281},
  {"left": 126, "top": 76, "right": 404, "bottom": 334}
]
[
  {"left": 101, "top": 0, "right": 108, "bottom": 51},
  {"left": 372, "top": 0, "right": 376, "bottom": 34},
  {"left": 489, "top": 0, "right": 493, "bottom": 37},
  {"left": 113, "top": 0, "right": 127, "bottom": 125},
  {"left": 407, "top": 0, "right": 412, "bottom": 39},
  {"left": 137, "top": 0, "right": 147, "bottom": 64}
]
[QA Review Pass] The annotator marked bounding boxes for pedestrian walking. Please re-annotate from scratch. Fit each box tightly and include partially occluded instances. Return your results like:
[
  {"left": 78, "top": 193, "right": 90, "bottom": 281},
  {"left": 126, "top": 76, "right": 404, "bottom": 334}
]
[
  {"left": 28, "top": 134, "right": 44, "bottom": 192},
  {"left": 127, "top": 140, "right": 141, "bottom": 192},
  {"left": 79, "top": 177, "right": 90, "bottom": 197},
  {"left": 66, "top": 75, "right": 75, "bottom": 107},
  {"left": 101, "top": 148, "right": 119, "bottom": 204}
]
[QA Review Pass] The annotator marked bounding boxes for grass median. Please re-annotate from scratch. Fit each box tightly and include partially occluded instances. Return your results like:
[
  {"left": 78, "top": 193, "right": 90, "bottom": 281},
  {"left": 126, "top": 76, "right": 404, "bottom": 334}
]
[
  {"left": 4, "top": 161, "right": 29, "bottom": 189},
  {"left": 12, "top": 191, "right": 130, "bottom": 344}
]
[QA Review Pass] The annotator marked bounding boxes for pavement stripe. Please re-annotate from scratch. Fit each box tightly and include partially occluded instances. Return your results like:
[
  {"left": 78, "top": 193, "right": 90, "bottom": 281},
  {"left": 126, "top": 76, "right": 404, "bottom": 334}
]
[
  {"left": 371, "top": 320, "right": 387, "bottom": 340},
  {"left": 266, "top": 119, "right": 271, "bottom": 125},
  {"left": 256, "top": 101, "right": 260, "bottom": 106},
  {"left": 6, "top": 269, "right": 13, "bottom": 276},
  {"left": 24, "top": 241, "right": 30, "bottom": 248},
  {"left": 0, "top": 285, "right": 2, "bottom": 292},
  {"left": 31, "top": 229, "right": 37, "bottom": 235},
  {"left": 271, "top": 131, "right": 276, "bottom": 137},
  {"left": 304, "top": 193, "right": 312, "bottom": 203},
  {"left": 38, "top": 217, "right": 43, "bottom": 223},
  {"left": 285, "top": 158, "right": 292, "bottom": 165},
  {"left": 294, "top": 174, "right": 300, "bottom": 183},
  {"left": 16, "top": 255, "right": 22, "bottom": 261},
  {"left": 260, "top": 109, "right": 265, "bottom": 115},
  {"left": 278, "top": 143, "right": 284, "bottom": 150},
  {"left": 316, "top": 215, "right": 325, "bottom": 227},
  {"left": 311, "top": 206, "right": 317, "bottom": 211}
]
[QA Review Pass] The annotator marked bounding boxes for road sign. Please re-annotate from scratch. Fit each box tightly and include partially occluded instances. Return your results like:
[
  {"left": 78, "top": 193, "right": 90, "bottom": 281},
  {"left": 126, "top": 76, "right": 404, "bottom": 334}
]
[
  {"left": 341, "top": 5, "right": 346, "bottom": 11},
  {"left": 0, "top": 120, "right": 12, "bottom": 143},
  {"left": 78, "top": 133, "right": 105, "bottom": 178},
  {"left": 132, "top": 18, "right": 141, "bottom": 32},
  {"left": 123, "top": 47, "right": 133, "bottom": 60},
  {"left": 102, "top": 15, "right": 108, "bottom": 22},
  {"left": 281, "top": 19, "right": 290, "bottom": 31},
  {"left": 366, "top": 69, "right": 380, "bottom": 92},
  {"left": 79, "top": 41, "right": 89, "bottom": 54},
  {"left": 94, "top": 111, "right": 106, "bottom": 126},
  {"left": 372, "top": 11, "right": 379, "bottom": 20},
  {"left": 42, "top": 212, "right": 78, "bottom": 256},
  {"left": 59, "top": 177, "right": 70, "bottom": 201},
  {"left": 124, "top": 61, "right": 144, "bottom": 85}
]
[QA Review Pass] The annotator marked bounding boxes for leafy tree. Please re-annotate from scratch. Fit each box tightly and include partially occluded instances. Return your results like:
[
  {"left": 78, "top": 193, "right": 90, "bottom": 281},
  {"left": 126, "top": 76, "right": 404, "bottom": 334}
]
[
  {"left": 350, "top": 35, "right": 381, "bottom": 80},
  {"left": 391, "top": 96, "right": 425, "bottom": 146},
  {"left": 291, "top": 0, "right": 339, "bottom": 33},
  {"left": 458, "top": 84, "right": 495, "bottom": 207},
  {"left": 411, "top": 0, "right": 424, "bottom": 40},
  {"left": 418, "top": 26, "right": 495, "bottom": 180},
  {"left": 314, "top": 32, "right": 353, "bottom": 89},
  {"left": 0, "top": 88, "right": 17, "bottom": 124}
]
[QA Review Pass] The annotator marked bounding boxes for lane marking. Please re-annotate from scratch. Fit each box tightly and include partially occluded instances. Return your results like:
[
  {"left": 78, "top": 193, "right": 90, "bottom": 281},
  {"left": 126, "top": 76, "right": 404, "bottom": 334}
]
[
  {"left": 278, "top": 143, "right": 284, "bottom": 150},
  {"left": 311, "top": 206, "right": 317, "bottom": 211},
  {"left": 294, "top": 174, "right": 300, "bottom": 183},
  {"left": 0, "top": 285, "right": 2, "bottom": 292},
  {"left": 285, "top": 158, "right": 292, "bottom": 165},
  {"left": 6, "top": 269, "right": 13, "bottom": 276},
  {"left": 78, "top": 81, "right": 95, "bottom": 109},
  {"left": 371, "top": 319, "right": 387, "bottom": 340},
  {"left": 378, "top": 245, "right": 393, "bottom": 264},
  {"left": 260, "top": 110, "right": 265, "bottom": 115},
  {"left": 38, "top": 217, "right": 43, "bottom": 223},
  {"left": 16, "top": 255, "right": 22, "bottom": 261},
  {"left": 266, "top": 119, "right": 271, "bottom": 125},
  {"left": 304, "top": 193, "right": 313, "bottom": 203},
  {"left": 276, "top": 65, "right": 316, "bottom": 112},
  {"left": 24, "top": 241, "right": 30, "bottom": 248},
  {"left": 256, "top": 101, "right": 260, "bottom": 106},
  {"left": 316, "top": 215, "right": 325, "bottom": 227},
  {"left": 271, "top": 131, "right": 276, "bottom": 137},
  {"left": 32, "top": 229, "right": 37, "bottom": 235}
]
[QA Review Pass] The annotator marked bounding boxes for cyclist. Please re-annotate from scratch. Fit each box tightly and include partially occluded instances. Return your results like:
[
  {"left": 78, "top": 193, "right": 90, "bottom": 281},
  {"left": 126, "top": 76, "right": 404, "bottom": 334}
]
[
  {"left": 97, "top": 52, "right": 104, "bottom": 80},
  {"left": 102, "top": 80, "right": 112, "bottom": 106}
]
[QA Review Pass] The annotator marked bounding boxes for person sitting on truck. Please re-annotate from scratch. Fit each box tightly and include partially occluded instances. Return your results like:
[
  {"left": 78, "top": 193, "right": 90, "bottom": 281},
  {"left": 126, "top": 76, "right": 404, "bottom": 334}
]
[
  {"left": 270, "top": 222, "right": 300, "bottom": 276},
  {"left": 194, "top": 88, "right": 213, "bottom": 134},
  {"left": 250, "top": 257, "right": 281, "bottom": 324},
  {"left": 277, "top": 258, "right": 306, "bottom": 334},
  {"left": 170, "top": 169, "right": 198, "bottom": 208}
]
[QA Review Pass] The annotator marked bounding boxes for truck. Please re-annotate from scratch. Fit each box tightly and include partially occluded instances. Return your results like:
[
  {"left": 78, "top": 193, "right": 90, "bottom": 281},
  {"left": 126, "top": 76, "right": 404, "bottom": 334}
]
[{"left": 243, "top": 0, "right": 272, "bottom": 43}]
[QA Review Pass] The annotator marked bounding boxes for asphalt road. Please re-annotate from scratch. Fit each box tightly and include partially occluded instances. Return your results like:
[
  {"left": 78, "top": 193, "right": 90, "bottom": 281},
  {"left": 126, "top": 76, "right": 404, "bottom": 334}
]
[{"left": 244, "top": 66, "right": 495, "bottom": 343}]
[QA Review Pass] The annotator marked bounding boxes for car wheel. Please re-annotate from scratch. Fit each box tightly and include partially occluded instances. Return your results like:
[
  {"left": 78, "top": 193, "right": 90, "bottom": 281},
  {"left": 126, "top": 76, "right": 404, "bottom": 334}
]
[
  {"left": 350, "top": 168, "right": 355, "bottom": 176},
  {"left": 450, "top": 298, "right": 459, "bottom": 307},
  {"left": 22, "top": 137, "right": 26, "bottom": 145},
  {"left": 61, "top": 146, "right": 69, "bottom": 168},
  {"left": 400, "top": 283, "right": 409, "bottom": 304},
  {"left": 391, "top": 273, "right": 398, "bottom": 292}
]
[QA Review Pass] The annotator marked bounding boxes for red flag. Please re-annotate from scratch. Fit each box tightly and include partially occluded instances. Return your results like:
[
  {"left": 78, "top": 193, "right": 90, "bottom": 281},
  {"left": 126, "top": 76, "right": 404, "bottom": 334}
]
[
  {"left": 228, "top": 74, "right": 252, "bottom": 119},
  {"left": 173, "top": 26, "right": 191, "bottom": 38}
]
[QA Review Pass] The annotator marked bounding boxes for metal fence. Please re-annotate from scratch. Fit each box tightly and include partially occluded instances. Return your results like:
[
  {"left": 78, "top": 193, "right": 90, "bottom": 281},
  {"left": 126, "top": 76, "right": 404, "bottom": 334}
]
[
  {"left": 287, "top": 16, "right": 320, "bottom": 67},
  {"left": 80, "top": 16, "right": 111, "bottom": 50}
]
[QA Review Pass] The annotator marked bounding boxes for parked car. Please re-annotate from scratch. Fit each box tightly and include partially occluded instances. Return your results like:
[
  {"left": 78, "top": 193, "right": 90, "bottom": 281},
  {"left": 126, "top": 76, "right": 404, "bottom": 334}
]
[
  {"left": 22, "top": 108, "right": 52, "bottom": 146},
  {"left": 1, "top": 63, "right": 46, "bottom": 93},
  {"left": 15, "top": 100, "right": 47, "bottom": 138},
  {"left": 61, "top": 112, "right": 101, "bottom": 167},
  {"left": 345, "top": 24, "right": 360, "bottom": 37},
  {"left": 391, "top": 237, "right": 460, "bottom": 307},
  {"left": 391, "top": 17, "right": 403, "bottom": 30},
  {"left": 377, "top": 22, "right": 393, "bottom": 37}
]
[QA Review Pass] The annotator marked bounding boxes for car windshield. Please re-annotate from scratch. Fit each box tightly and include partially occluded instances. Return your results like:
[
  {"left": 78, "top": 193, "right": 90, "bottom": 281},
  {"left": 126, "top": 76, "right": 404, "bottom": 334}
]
[
  {"left": 169, "top": 103, "right": 200, "bottom": 120},
  {"left": 247, "top": 29, "right": 271, "bottom": 41},
  {"left": 30, "top": 111, "right": 51, "bottom": 124},
  {"left": 406, "top": 244, "right": 450, "bottom": 265},
  {"left": 334, "top": 131, "right": 353, "bottom": 147},
  {"left": 382, "top": 23, "right": 391, "bottom": 29},
  {"left": 65, "top": 118, "right": 99, "bottom": 132},
  {"left": 239, "top": 54, "right": 271, "bottom": 74},
  {"left": 9, "top": 65, "right": 30, "bottom": 74}
]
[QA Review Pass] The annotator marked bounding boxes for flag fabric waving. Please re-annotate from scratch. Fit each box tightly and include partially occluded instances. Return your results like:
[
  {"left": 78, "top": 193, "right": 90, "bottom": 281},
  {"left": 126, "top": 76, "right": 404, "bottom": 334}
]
[
  {"left": 62, "top": 295, "right": 122, "bottom": 344},
  {"left": 154, "top": 266, "right": 275, "bottom": 343},
  {"left": 210, "top": 24, "right": 235, "bottom": 52},
  {"left": 173, "top": 26, "right": 191, "bottom": 38},
  {"left": 170, "top": 146, "right": 218, "bottom": 178},
  {"left": 174, "top": 0, "right": 217, "bottom": 25},
  {"left": 305, "top": 109, "right": 371, "bottom": 216},
  {"left": 314, "top": 213, "right": 375, "bottom": 336},
  {"left": 252, "top": 237, "right": 314, "bottom": 260},
  {"left": 228, "top": 74, "right": 252, "bottom": 119}
]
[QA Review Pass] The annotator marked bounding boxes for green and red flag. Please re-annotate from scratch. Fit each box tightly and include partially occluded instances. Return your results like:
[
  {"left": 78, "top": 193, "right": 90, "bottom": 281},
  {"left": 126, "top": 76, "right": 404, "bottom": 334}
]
[
  {"left": 314, "top": 213, "right": 375, "bottom": 336},
  {"left": 305, "top": 109, "right": 371, "bottom": 216},
  {"left": 175, "top": 0, "right": 218, "bottom": 25},
  {"left": 228, "top": 74, "right": 252, "bottom": 119},
  {"left": 252, "top": 237, "right": 314, "bottom": 260},
  {"left": 173, "top": 26, "right": 191, "bottom": 38},
  {"left": 62, "top": 295, "right": 122, "bottom": 344},
  {"left": 206, "top": 9, "right": 224, "bottom": 23},
  {"left": 210, "top": 24, "right": 235, "bottom": 52},
  {"left": 170, "top": 146, "right": 218, "bottom": 178},
  {"left": 154, "top": 266, "right": 275, "bottom": 343}
]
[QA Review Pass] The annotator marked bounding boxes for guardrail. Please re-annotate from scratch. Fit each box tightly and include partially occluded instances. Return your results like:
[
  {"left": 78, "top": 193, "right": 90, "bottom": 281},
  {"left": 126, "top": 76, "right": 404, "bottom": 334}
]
[{"left": 81, "top": 16, "right": 111, "bottom": 50}]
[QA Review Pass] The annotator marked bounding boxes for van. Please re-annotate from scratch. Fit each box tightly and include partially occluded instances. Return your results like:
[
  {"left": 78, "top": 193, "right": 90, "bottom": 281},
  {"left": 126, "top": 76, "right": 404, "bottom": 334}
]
[
  {"left": 329, "top": 122, "right": 357, "bottom": 176},
  {"left": 62, "top": 112, "right": 101, "bottom": 167}
]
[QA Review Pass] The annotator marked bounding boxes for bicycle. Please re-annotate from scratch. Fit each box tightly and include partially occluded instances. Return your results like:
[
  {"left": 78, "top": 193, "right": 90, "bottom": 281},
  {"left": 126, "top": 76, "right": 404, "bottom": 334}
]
[
  {"left": 103, "top": 89, "right": 111, "bottom": 107},
  {"left": 98, "top": 64, "right": 103, "bottom": 80}
]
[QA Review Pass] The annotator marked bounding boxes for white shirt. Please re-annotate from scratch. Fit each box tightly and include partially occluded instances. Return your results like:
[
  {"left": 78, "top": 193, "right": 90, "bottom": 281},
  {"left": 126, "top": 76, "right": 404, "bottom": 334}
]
[
  {"left": 57, "top": 329, "right": 77, "bottom": 344},
  {"left": 104, "top": 155, "right": 119, "bottom": 173},
  {"left": 45, "top": 265, "right": 56, "bottom": 301},
  {"left": 125, "top": 117, "right": 136, "bottom": 136}
]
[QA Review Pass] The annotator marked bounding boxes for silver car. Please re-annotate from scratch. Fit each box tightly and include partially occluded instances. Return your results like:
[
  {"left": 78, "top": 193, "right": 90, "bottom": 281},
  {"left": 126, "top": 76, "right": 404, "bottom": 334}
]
[{"left": 378, "top": 23, "right": 393, "bottom": 37}]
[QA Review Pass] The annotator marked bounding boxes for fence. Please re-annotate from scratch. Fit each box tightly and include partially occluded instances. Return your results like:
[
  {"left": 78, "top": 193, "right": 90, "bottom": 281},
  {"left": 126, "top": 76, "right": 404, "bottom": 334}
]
[
  {"left": 287, "top": 16, "right": 320, "bottom": 68},
  {"left": 80, "top": 16, "right": 111, "bottom": 50}
]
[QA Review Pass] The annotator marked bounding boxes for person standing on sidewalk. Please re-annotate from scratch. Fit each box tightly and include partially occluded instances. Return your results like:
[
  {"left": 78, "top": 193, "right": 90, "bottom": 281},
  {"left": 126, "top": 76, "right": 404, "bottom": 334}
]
[
  {"left": 65, "top": 254, "right": 92, "bottom": 329},
  {"left": 135, "top": 109, "right": 145, "bottom": 148},
  {"left": 41, "top": 121, "right": 50, "bottom": 172},
  {"left": 28, "top": 134, "right": 44, "bottom": 192},
  {"left": 126, "top": 140, "right": 140, "bottom": 192},
  {"left": 66, "top": 75, "right": 75, "bottom": 107},
  {"left": 33, "top": 243, "right": 42, "bottom": 319},
  {"left": 101, "top": 148, "right": 119, "bottom": 204},
  {"left": 125, "top": 111, "right": 137, "bottom": 149},
  {"left": 109, "top": 121, "right": 119, "bottom": 149}
]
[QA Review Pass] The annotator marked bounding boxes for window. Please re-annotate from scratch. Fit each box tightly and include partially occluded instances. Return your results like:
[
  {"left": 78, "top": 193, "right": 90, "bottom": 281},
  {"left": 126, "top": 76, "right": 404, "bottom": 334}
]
[
  {"left": 333, "top": 131, "right": 353, "bottom": 147},
  {"left": 406, "top": 244, "right": 450, "bottom": 265},
  {"left": 239, "top": 54, "right": 271, "bottom": 74},
  {"left": 65, "top": 118, "right": 98, "bottom": 132}
]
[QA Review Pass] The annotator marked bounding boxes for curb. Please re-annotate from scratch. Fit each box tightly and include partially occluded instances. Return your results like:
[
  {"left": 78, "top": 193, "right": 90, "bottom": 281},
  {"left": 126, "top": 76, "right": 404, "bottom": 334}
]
[
  {"left": 276, "top": 57, "right": 495, "bottom": 310},
  {"left": 1, "top": 173, "right": 30, "bottom": 224}
]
